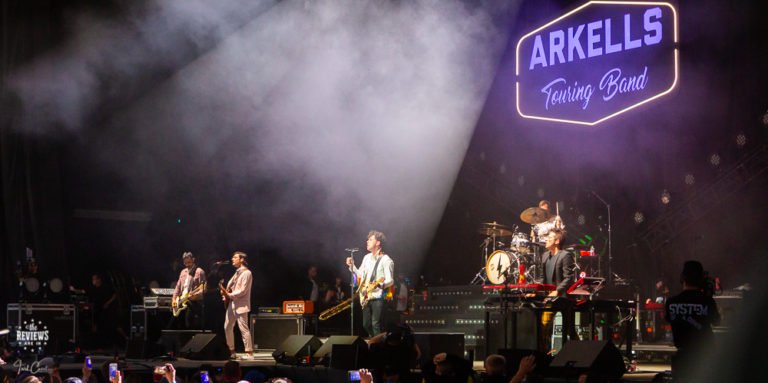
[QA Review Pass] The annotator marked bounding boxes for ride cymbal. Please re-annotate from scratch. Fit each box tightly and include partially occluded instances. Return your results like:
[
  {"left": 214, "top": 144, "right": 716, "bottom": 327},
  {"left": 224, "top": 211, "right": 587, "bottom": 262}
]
[{"left": 520, "top": 207, "right": 551, "bottom": 224}]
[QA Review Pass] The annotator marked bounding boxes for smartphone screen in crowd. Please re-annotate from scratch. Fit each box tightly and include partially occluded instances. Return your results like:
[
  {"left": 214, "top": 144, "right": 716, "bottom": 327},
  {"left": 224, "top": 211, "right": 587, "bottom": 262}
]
[
  {"left": 85, "top": 356, "right": 92, "bottom": 369},
  {"left": 108, "top": 363, "right": 118, "bottom": 379},
  {"left": 348, "top": 370, "right": 361, "bottom": 382},
  {"left": 200, "top": 371, "right": 210, "bottom": 383}
]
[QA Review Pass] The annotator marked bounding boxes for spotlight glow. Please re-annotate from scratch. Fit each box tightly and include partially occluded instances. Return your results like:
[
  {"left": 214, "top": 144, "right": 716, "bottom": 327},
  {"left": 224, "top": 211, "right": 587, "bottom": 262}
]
[
  {"left": 661, "top": 189, "right": 671, "bottom": 204},
  {"left": 684, "top": 173, "right": 695, "bottom": 185},
  {"left": 709, "top": 154, "right": 721, "bottom": 167},
  {"left": 634, "top": 211, "right": 645, "bottom": 224},
  {"left": 736, "top": 133, "right": 747, "bottom": 148}
]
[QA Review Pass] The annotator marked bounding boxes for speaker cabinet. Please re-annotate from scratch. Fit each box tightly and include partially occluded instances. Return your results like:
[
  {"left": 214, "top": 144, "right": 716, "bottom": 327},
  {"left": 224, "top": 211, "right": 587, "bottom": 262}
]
[
  {"left": 313, "top": 336, "right": 368, "bottom": 369},
  {"left": 179, "top": 333, "right": 229, "bottom": 360},
  {"left": 250, "top": 314, "right": 309, "bottom": 350},
  {"left": 548, "top": 340, "right": 625, "bottom": 380},
  {"left": 160, "top": 330, "right": 203, "bottom": 355},
  {"left": 272, "top": 335, "right": 322, "bottom": 365}
]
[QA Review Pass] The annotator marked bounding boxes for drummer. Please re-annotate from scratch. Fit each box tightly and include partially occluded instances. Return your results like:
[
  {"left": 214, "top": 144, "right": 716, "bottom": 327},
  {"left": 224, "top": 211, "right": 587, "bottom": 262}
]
[{"left": 530, "top": 200, "right": 564, "bottom": 243}]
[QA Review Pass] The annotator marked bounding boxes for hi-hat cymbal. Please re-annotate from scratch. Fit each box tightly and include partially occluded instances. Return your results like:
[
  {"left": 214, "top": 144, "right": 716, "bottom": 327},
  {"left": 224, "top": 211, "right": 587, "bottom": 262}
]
[
  {"left": 478, "top": 222, "right": 513, "bottom": 237},
  {"left": 520, "top": 207, "right": 551, "bottom": 224}
]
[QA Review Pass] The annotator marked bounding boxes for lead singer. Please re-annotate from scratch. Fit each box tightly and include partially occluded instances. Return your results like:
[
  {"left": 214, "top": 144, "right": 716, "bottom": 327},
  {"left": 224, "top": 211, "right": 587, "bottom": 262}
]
[
  {"left": 221, "top": 251, "right": 253, "bottom": 359},
  {"left": 346, "top": 230, "right": 394, "bottom": 337}
]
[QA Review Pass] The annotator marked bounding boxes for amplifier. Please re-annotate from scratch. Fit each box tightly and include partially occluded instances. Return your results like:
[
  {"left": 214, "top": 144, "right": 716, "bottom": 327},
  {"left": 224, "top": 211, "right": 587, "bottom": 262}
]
[
  {"left": 143, "top": 296, "right": 172, "bottom": 309},
  {"left": 282, "top": 300, "right": 314, "bottom": 314},
  {"left": 258, "top": 307, "right": 281, "bottom": 314},
  {"left": 250, "top": 314, "right": 314, "bottom": 350}
]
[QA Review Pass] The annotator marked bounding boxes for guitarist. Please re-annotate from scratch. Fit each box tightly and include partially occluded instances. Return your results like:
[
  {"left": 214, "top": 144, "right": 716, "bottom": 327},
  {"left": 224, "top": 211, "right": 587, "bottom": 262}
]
[
  {"left": 221, "top": 251, "right": 254, "bottom": 359},
  {"left": 171, "top": 252, "right": 206, "bottom": 329},
  {"left": 346, "top": 230, "right": 394, "bottom": 337}
]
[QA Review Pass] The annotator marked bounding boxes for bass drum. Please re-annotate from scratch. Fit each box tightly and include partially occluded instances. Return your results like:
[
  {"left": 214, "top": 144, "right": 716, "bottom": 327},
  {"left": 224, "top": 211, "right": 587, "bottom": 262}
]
[{"left": 485, "top": 250, "right": 520, "bottom": 284}]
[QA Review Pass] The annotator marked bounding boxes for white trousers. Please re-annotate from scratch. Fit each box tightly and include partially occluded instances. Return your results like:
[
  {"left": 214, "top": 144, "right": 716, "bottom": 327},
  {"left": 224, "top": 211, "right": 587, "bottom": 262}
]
[{"left": 224, "top": 306, "right": 253, "bottom": 352}]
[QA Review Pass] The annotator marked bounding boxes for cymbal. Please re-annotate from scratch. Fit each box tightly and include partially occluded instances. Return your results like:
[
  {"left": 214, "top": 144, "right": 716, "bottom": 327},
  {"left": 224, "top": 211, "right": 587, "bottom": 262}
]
[
  {"left": 520, "top": 207, "right": 551, "bottom": 224},
  {"left": 478, "top": 222, "right": 513, "bottom": 237}
]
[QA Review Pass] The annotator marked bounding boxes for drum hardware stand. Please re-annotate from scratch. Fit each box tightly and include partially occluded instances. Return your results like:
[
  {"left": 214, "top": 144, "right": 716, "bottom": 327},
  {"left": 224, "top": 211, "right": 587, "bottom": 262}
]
[
  {"left": 471, "top": 237, "right": 492, "bottom": 285},
  {"left": 345, "top": 247, "right": 359, "bottom": 335},
  {"left": 590, "top": 190, "right": 614, "bottom": 283}
]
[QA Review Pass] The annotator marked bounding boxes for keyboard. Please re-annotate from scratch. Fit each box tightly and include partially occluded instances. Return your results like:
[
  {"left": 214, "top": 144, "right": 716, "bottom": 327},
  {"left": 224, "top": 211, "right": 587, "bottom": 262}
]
[
  {"left": 150, "top": 287, "right": 175, "bottom": 296},
  {"left": 482, "top": 283, "right": 556, "bottom": 293}
]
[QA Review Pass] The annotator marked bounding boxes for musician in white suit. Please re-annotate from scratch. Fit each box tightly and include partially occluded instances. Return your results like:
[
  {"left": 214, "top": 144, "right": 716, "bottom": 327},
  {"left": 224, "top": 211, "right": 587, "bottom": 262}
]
[
  {"left": 346, "top": 230, "right": 394, "bottom": 337},
  {"left": 221, "top": 251, "right": 253, "bottom": 359}
]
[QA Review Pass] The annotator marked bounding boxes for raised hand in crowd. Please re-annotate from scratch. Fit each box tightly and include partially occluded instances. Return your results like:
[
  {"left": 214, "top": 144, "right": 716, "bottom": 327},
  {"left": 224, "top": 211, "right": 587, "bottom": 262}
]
[
  {"left": 358, "top": 369, "right": 373, "bottom": 383},
  {"left": 509, "top": 355, "right": 536, "bottom": 383}
]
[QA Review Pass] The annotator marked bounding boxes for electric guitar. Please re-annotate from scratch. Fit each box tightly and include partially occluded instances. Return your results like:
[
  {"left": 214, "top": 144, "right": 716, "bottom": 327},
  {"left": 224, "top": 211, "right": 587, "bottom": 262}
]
[
  {"left": 358, "top": 277, "right": 385, "bottom": 308},
  {"left": 172, "top": 282, "right": 206, "bottom": 317},
  {"left": 218, "top": 281, "right": 231, "bottom": 306}
]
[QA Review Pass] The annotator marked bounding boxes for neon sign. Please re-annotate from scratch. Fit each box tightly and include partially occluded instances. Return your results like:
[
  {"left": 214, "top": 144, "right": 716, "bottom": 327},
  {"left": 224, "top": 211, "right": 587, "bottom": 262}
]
[{"left": 516, "top": 1, "right": 678, "bottom": 125}]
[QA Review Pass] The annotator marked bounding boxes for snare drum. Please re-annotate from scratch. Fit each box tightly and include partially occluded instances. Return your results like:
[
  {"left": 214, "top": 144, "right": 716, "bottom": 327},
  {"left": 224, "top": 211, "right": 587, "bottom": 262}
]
[
  {"left": 510, "top": 232, "right": 532, "bottom": 253},
  {"left": 485, "top": 250, "right": 520, "bottom": 284}
]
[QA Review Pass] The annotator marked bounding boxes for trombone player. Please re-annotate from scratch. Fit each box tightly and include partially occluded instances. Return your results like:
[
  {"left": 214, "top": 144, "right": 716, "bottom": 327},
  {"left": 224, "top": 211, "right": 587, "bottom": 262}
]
[{"left": 345, "top": 230, "right": 394, "bottom": 337}]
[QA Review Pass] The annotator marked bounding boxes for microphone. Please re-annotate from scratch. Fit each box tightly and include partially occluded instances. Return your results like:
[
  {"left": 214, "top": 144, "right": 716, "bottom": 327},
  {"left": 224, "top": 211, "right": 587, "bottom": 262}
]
[
  {"left": 345, "top": 248, "right": 359, "bottom": 252},
  {"left": 214, "top": 260, "right": 230, "bottom": 265}
]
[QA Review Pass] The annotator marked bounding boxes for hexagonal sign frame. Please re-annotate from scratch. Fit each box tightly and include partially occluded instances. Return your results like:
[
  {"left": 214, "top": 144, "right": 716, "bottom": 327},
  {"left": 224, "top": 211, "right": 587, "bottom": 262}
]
[{"left": 515, "top": 1, "right": 678, "bottom": 126}]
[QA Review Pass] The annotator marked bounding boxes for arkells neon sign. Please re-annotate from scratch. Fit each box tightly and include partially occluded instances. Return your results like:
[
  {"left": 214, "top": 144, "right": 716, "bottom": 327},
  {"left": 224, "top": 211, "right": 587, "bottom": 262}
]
[{"left": 515, "top": 1, "right": 678, "bottom": 125}]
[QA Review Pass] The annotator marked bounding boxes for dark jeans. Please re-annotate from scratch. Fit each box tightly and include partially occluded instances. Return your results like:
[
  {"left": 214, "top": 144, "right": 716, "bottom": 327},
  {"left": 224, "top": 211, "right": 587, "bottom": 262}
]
[
  {"left": 362, "top": 299, "right": 384, "bottom": 337},
  {"left": 184, "top": 301, "right": 204, "bottom": 330},
  {"left": 169, "top": 301, "right": 204, "bottom": 330}
]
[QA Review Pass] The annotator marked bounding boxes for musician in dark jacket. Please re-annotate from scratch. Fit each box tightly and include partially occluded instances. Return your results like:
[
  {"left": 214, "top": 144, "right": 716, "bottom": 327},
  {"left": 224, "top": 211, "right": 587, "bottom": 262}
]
[
  {"left": 540, "top": 228, "right": 578, "bottom": 348},
  {"left": 541, "top": 228, "right": 577, "bottom": 296}
]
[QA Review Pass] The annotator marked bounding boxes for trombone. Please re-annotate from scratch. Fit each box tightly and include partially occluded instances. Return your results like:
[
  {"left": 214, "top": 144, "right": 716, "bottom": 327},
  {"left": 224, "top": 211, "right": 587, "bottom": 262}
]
[{"left": 318, "top": 298, "right": 352, "bottom": 320}]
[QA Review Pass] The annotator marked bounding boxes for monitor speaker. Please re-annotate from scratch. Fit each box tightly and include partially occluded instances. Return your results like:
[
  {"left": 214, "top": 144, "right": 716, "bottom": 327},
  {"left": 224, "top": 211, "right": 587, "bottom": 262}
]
[
  {"left": 313, "top": 335, "right": 368, "bottom": 369},
  {"left": 179, "top": 333, "right": 229, "bottom": 360},
  {"left": 547, "top": 340, "right": 625, "bottom": 380},
  {"left": 271, "top": 335, "right": 322, "bottom": 365}
]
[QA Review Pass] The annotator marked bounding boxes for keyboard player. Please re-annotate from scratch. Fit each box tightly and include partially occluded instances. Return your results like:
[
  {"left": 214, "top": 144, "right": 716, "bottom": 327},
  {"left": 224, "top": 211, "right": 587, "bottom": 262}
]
[
  {"left": 540, "top": 228, "right": 578, "bottom": 350},
  {"left": 541, "top": 229, "right": 576, "bottom": 297}
]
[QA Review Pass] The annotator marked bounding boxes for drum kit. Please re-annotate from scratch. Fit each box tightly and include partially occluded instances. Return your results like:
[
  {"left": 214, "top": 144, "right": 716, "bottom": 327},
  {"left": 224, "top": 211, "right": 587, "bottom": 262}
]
[{"left": 471, "top": 206, "right": 594, "bottom": 285}]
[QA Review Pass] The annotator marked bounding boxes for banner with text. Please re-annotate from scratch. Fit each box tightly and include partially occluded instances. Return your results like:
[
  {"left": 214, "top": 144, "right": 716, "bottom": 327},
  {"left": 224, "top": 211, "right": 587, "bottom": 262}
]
[{"left": 515, "top": 1, "right": 678, "bottom": 125}]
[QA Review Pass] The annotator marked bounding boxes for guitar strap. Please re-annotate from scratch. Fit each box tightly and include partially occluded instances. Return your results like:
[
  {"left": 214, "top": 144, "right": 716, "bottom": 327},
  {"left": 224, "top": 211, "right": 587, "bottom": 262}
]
[
  {"left": 182, "top": 267, "right": 194, "bottom": 296},
  {"left": 369, "top": 254, "right": 384, "bottom": 283}
]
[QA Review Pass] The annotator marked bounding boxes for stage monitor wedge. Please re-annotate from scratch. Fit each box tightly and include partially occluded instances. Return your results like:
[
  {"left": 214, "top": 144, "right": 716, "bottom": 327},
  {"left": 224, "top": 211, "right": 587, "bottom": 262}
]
[
  {"left": 548, "top": 340, "right": 625, "bottom": 380},
  {"left": 179, "top": 333, "right": 229, "bottom": 360},
  {"left": 313, "top": 335, "right": 368, "bottom": 369},
  {"left": 272, "top": 335, "right": 322, "bottom": 365}
]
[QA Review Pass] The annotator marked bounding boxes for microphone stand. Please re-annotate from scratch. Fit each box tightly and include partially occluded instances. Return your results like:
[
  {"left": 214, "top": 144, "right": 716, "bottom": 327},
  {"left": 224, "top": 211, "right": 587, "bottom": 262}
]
[
  {"left": 591, "top": 191, "right": 612, "bottom": 284},
  {"left": 346, "top": 248, "right": 360, "bottom": 335}
]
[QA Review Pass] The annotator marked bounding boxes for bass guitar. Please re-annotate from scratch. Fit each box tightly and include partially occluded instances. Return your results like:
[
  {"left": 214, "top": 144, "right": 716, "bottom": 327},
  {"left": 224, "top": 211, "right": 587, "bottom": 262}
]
[{"left": 172, "top": 282, "right": 206, "bottom": 317}]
